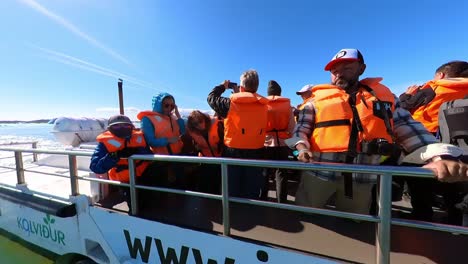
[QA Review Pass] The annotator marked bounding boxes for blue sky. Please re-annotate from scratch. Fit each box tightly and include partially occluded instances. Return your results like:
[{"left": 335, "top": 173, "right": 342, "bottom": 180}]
[{"left": 1, "top": 0, "right": 468, "bottom": 121}]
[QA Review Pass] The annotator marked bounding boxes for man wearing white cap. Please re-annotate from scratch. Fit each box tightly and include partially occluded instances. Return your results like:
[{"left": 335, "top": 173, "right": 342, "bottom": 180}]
[
  {"left": 296, "top": 84, "right": 314, "bottom": 101},
  {"left": 295, "top": 84, "right": 314, "bottom": 113},
  {"left": 286, "top": 48, "right": 468, "bottom": 215}
]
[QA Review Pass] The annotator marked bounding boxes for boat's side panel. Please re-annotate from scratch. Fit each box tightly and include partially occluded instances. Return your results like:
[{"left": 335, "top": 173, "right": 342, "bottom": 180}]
[
  {"left": 0, "top": 197, "right": 83, "bottom": 256},
  {"left": 0, "top": 190, "right": 338, "bottom": 264},
  {"left": 90, "top": 207, "right": 337, "bottom": 264},
  {"left": 0, "top": 186, "right": 76, "bottom": 217}
]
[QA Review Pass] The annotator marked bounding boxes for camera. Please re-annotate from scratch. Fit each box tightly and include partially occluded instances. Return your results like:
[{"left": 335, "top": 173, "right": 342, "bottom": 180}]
[
  {"left": 228, "top": 82, "right": 237, "bottom": 89},
  {"left": 361, "top": 138, "right": 399, "bottom": 156}
]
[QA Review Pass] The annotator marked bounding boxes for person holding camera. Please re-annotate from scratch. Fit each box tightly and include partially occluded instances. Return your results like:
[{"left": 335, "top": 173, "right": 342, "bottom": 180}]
[
  {"left": 286, "top": 48, "right": 468, "bottom": 215},
  {"left": 90, "top": 114, "right": 154, "bottom": 211},
  {"left": 207, "top": 69, "right": 269, "bottom": 199}
]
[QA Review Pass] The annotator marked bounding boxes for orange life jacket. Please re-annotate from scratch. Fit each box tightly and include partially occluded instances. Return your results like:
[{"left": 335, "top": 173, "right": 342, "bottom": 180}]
[
  {"left": 266, "top": 95, "right": 292, "bottom": 141},
  {"left": 188, "top": 117, "right": 222, "bottom": 157},
  {"left": 411, "top": 78, "right": 468, "bottom": 133},
  {"left": 137, "top": 111, "right": 183, "bottom": 155},
  {"left": 224, "top": 92, "right": 269, "bottom": 149},
  {"left": 310, "top": 78, "right": 395, "bottom": 153},
  {"left": 96, "top": 130, "right": 150, "bottom": 182}
]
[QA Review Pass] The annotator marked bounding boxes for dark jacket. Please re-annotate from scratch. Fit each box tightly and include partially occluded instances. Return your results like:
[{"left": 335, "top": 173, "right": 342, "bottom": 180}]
[
  {"left": 89, "top": 136, "right": 152, "bottom": 174},
  {"left": 207, "top": 85, "right": 231, "bottom": 118}
]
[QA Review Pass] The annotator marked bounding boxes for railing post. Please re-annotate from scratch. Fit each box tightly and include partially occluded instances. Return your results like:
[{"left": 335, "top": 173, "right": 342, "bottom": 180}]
[
  {"left": 32, "top": 142, "right": 38, "bottom": 162},
  {"left": 14, "top": 151, "right": 25, "bottom": 185},
  {"left": 68, "top": 155, "right": 79, "bottom": 196},
  {"left": 221, "top": 162, "right": 230, "bottom": 236},
  {"left": 128, "top": 158, "right": 138, "bottom": 216},
  {"left": 376, "top": 172, "right": 392, "bottom": 264}
]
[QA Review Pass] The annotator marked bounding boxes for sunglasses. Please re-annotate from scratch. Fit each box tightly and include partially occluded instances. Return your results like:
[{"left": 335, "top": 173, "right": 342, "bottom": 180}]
[
  {"left": 110, "top": 123, "right": 133, "bottom": 130},
  {"left": 163, "top": 103, "right": 175, "bottom": 109}
]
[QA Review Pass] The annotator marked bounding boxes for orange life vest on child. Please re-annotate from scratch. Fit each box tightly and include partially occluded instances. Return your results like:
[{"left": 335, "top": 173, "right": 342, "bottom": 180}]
[
  {"left": 310, "top": 78, "right": 395, "bottom": 153},
  {"left": 97, "top": 130, "right": 150, "bottom": 182},
  {"left": 188, "top": 117, "right": 222, "bottom": 157},
  {"left": 266, "top": 95, "right": 292, "bottom": 141},
  {"left": 411, "top": 78, "right": 468, "bottom": 133},
  {"left": 137, "top": 111, "right": 183, "bottom": 155},
  {"left": 224, "top": 92, "right": 269, "bottom": 149}
]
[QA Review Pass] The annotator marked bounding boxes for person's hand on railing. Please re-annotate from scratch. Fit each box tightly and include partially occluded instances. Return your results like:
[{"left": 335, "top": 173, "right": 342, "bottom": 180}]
[
  {"left": 297, "top": 149, "right": 313, "bottom": 163},
  {"left": 423, "top": 158, "right": 468, "bottom": 183}
]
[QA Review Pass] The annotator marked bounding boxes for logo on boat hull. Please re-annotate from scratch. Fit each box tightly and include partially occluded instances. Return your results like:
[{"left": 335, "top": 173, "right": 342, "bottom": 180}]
[
  {"left": 17, "top": 214, "right": 66, "bottom": 246},
  {"left": 124, "top": 229, "right": 271, "bottom": 263}
]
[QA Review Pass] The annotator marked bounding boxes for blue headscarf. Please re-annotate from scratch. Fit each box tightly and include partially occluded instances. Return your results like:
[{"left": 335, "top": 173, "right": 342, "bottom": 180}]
[{"left": 152, "top": 92, "right": 175, "bottom": 114}]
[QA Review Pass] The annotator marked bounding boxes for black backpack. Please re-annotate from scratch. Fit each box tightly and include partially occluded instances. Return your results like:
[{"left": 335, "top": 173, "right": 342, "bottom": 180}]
[
  {"left": 438, "top": 96, "right": 468, "bottom": 152},
  {"left": 439, "top": 96, "right": 468, "bottom": 221}
]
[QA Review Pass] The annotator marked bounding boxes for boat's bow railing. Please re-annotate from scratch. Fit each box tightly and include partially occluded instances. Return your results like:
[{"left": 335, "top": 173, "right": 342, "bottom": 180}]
[{"left": 1, "top": 147, "right": 467, "bottom": 264}]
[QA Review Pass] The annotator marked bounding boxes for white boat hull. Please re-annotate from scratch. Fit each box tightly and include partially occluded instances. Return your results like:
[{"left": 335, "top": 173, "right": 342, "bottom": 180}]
[{"left": 51, "top": 117, "right": 108, "bottom": 147}]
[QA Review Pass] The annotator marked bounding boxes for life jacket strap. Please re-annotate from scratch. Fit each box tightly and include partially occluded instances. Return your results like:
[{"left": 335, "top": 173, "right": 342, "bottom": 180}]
[{"left": 315, "top": 119, "right": 351, "bottom": 128}]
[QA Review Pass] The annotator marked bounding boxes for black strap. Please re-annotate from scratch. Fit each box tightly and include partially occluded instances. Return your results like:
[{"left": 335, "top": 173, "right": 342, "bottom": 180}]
[
  {"left": 266, "top": 129, "right": 284, "bottom": 146},
  {"left": 315, "top": 119, "right": 351, "bottom": 128},
  {"left": 343, "top": 92, "right": 361, "bottom": 199},
  {"left": 74, "top": 132, "right": 84, "bottom": 145},
  {"left": 166, "top": 145, "right": 173, "bottom": 155},
  {"left": 275, "top": 130, "right": 281, "bottom": 146}
]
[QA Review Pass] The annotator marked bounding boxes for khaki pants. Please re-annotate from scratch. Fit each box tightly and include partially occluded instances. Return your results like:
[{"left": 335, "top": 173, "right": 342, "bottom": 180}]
[{"left": 295, "top": 171, "right": 373, "bottom": 214}]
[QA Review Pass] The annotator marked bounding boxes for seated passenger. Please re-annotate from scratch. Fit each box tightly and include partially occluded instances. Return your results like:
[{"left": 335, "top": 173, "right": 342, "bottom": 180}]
[
  {"left": 186, "top": 110, "right": 224, "bottom": 194},
  {"left": 399, "top": 61, "right": 468, "bottom": 223},
  {"left": 90, "top": 114, "right": 153, "bottom": 210},
  {"left": 137, "top": 93, "right": 187, "bottom": 189},
  {"left": 137, "top": 93, "right": 185, "bottom": 155}
]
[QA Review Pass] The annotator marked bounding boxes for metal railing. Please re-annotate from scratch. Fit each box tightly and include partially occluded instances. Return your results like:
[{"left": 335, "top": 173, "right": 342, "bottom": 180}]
[
  {"left": 0, "top": 141, "right": 38, "bottom": 161},
  {"left": 0, "top": 146, "right": 467, "bottom": 264}
]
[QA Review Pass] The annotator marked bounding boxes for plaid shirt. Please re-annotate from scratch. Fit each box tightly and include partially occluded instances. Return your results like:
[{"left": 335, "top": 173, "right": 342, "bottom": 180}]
[{"left": 288, "top": 92, "right": 439, "bottom": 183}]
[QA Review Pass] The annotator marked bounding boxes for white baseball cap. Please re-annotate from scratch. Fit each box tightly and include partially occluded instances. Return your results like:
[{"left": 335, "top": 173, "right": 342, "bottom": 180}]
[
  {"left": 296, "top": 84, "right": 314, "bottom": 95},
  {"left": 324, "top": 48, "right": 364, "bottom": 71}
]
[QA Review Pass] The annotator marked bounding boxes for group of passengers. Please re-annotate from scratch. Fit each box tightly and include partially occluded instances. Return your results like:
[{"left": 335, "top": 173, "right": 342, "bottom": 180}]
[{"left": 90, "top": 48, "right": 468, "bottom": 227}]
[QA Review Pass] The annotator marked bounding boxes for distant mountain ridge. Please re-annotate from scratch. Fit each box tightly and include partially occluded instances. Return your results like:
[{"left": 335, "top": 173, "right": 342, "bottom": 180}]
[{"left": 0, "top": 119, "right": 51, "bottom": 124}]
